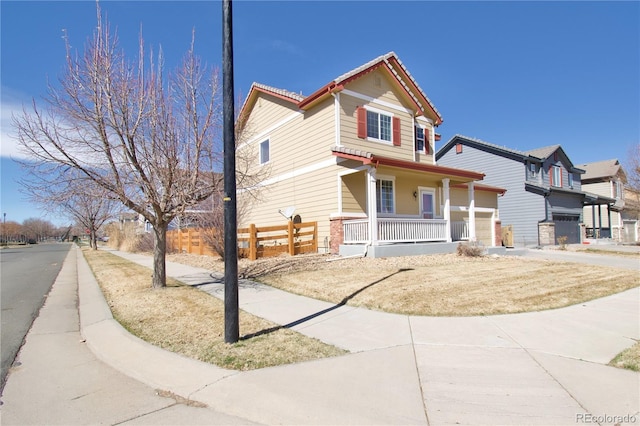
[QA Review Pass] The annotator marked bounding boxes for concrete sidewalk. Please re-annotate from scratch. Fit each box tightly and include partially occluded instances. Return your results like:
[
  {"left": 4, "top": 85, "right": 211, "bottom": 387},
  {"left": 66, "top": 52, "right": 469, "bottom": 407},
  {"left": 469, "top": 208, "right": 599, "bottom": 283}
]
[
  {"left": 0, "top": 246, "right": 257, "bottom": 425},
  {"left": 2, "top": 245, "right": 639, "bottom": 425}
]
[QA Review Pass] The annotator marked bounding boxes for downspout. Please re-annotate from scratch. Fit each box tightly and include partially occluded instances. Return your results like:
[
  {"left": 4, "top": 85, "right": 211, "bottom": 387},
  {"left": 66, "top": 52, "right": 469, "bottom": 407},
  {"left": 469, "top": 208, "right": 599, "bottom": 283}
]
[{"left": 331, "top": 92, "right": 341, "bottom": 147}]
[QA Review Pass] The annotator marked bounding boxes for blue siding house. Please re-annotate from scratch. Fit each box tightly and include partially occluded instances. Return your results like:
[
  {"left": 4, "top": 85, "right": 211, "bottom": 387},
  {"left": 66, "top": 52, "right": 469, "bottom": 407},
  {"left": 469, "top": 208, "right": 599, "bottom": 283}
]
[{"left": 437, "top": 135, "right": 592, "bottom": 246}]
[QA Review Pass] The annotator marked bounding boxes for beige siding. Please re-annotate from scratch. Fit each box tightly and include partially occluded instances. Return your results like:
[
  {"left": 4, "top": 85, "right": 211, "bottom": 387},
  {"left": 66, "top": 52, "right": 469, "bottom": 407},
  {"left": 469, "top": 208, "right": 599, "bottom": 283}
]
[
  {"left": 475, "top": 212, "right": 493, "bottom": 246},
  {"left": 346, "top": 70, "right": 406, "bottom": 105},
  {"left": 338, "top": 69, "right": 436, "bottom": 165},
  {"left": 450, "top": 188, "right": 499, "bottom": 209},
  {"left": 240, "top": 163, "right": 342, "bottom": 253},
  {"left": 377, "top": 166, "right": 442, "bottom": 217},
  {"left": 450, "top": 188, "right": 468, "bottom": 207},
  {"left": 475, "top": 190, "right": 499, "bottom": 209},
  {"left": 341, "top": 171, "right": 367, "bottom": 213},
  {"left": 265, "top": 97, "right": 335, "bottom": 178},
  {"left": 244, "top": 96, "right": 300, "bottom": 139},
  {"left": 583, "top": 181, "right": 612, "bottom": 198},
  {"left": 450, "top": 211, "right": 494, "bottom": 247}
]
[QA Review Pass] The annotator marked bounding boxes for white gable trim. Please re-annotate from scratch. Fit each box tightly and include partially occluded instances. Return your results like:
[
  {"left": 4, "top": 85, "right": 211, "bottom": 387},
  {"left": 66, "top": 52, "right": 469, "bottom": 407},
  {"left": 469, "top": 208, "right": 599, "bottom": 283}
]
[{"left": 254, "top": 158, "right": 337, "bottom": 188}]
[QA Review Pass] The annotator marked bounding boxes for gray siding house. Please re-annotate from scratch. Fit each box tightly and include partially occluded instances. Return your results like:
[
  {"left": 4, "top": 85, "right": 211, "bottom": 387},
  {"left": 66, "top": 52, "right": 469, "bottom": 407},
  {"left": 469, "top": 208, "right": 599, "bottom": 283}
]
[{"left": 437, "top": 135, "right": 593, "bottom": 246}]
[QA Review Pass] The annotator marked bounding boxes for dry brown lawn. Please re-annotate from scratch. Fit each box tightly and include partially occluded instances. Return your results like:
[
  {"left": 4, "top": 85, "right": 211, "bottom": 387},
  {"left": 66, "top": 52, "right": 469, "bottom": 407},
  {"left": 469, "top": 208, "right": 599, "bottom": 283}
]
[
  {"left": 87, "top": 247, "right": 638, "bottom": 372},
  {"left": 609, "top": 341, "right": 640, "bottom": 371},
  {"left": 168, "top": 252, "right": 639, "bottom": 316},
  {"left": 83, "top": 249, "right": 347, "bottom": 371}
]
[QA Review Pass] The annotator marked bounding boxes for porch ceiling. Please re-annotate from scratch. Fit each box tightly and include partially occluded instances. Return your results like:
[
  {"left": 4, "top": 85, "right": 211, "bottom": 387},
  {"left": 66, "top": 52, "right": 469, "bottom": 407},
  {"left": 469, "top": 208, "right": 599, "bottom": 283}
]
[{"left": 332, "top": 147, "right": 484, "bottom": 184}]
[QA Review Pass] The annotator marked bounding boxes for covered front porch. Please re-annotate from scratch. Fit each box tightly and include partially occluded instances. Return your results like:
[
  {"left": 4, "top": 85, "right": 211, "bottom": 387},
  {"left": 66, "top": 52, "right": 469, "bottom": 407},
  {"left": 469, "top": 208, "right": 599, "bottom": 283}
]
[
  {"left": 583, "top": 192, "right": 621, "bottom": 240},
  {"left": 330, "top": 147, "right": 505, "bottom": 257}
]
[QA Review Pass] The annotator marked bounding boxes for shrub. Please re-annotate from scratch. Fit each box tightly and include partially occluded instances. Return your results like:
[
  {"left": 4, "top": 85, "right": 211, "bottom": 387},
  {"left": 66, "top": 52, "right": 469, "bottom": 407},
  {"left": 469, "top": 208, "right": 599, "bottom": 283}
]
[
  {"left": 557, "top": 235, "right": 568, "bottom": 250},
  {"left": 456, "top": 241, "right": 485, "bottom": 257}
]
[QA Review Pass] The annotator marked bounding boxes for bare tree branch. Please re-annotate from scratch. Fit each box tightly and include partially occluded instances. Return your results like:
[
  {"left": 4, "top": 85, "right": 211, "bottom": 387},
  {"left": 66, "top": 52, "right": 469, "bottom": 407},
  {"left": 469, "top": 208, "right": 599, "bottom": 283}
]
[{"left": 13, "top": 5, "right": 220, "bottom": 288}]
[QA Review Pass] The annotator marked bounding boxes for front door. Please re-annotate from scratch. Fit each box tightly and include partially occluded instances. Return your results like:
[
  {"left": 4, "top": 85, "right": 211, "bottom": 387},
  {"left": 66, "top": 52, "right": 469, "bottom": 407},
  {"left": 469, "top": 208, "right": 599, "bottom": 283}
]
[{"left": 420, "top": 190, "right": 435, "bottom": 219}]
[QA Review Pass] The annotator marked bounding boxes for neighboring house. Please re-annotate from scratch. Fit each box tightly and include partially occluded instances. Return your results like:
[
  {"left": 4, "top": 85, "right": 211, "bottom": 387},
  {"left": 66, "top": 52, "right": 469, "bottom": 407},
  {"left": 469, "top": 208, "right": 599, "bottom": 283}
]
[
  {"left": 119, "top": 212, "right": 151, "bottom": 233},
  {"left": 622, "top": 186, "right": 640, "bottom": 243},
  {"left": 437, "top": 135, "right": 610, "bottom": 246},
  {"left": 579, "top": 159, "right": 638, "bottom": 242},
  {"left": 236, "top": 52, "right": 505, "bottom": 257}
]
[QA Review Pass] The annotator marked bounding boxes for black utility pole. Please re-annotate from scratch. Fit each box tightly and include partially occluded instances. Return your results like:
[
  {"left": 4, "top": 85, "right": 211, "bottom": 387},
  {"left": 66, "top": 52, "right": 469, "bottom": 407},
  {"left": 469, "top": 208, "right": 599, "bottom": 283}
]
[{"left": 222, "top": 0, "right": 239, "bottom": 343}]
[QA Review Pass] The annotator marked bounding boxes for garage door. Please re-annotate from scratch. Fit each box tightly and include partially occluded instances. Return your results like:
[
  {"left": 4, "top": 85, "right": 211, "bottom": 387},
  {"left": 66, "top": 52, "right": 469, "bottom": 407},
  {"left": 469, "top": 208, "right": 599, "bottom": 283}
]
[{"left": 552, "top": 214, "right": 580, "bottom": 244}]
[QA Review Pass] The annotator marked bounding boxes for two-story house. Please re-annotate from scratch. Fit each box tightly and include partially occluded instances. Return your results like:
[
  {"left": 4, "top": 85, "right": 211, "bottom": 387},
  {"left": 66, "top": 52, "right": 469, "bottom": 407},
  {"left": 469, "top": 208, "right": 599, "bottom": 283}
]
[
  {"left": 437, "top": 135, "right": 603, "bottom": 246},
  {"left": 578, "top": 159, "right": 636, "bottom": 242},
  {"left": 236, "top": 52, "right": 505, "bottom": 257}
]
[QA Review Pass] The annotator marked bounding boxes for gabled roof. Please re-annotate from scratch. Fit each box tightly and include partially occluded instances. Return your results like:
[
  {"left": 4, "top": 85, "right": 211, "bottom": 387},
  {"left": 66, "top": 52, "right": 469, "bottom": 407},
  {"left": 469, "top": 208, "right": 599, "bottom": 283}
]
[
  {"left": 438, "top": 135, "right": 585, "bottom": 173},
  {"left": 237, "top": 52, "right": 444, "bottom": 128},
  {"left": 524, "top": 145, "right": 561, "bottom": 160},
  {"left": 237, "top": 83, "right": 304, "bottom": 126},
  {"left": 251, "top": 82, "right": 305, "bottom": 103},
  {"left": 437, "top": 135, "right": 530, "bottom": 162},
  {"left": 299, "top": 52, "right": 443, "bottom": 124},
  {"left": 578, "top": 159, "right": 624, "bottom": 181}
]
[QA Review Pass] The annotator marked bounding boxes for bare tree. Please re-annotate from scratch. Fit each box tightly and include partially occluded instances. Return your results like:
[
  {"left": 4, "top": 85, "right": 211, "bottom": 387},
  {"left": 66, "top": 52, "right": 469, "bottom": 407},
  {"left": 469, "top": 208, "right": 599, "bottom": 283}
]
[
  {"left": 0, "top": 221, "right": 24, "bottom": 244},
  {"left": 21, "top": 218, "right": 55, "bottom": 242},
  {"left": 625, "top": 144, "right": 640, "bottom": 192},
  {"left": 18, "top": 164, "right": 121, "bottom": 249},
  {"left": 624, "top": 143, "right": 640, "bottom": 219},
  {"left": 12, "top": 6, "right": 220, "bottom": 288},
  {"left": 188, "top": 110, "right": 269, "bottom": 257}
]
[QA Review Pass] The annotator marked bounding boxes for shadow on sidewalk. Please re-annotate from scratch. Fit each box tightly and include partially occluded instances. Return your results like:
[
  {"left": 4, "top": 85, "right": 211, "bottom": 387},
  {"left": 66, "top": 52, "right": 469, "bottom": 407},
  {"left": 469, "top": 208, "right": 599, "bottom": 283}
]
[{"left": 240, "top": 268, "right": 413, "bottom": 341}]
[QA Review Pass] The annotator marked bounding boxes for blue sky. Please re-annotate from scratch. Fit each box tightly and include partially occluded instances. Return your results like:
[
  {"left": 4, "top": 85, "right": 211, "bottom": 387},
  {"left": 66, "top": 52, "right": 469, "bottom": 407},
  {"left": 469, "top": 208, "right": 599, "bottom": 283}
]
[{"left": 1, "top": 1, "right": 638, "bottom": 226}]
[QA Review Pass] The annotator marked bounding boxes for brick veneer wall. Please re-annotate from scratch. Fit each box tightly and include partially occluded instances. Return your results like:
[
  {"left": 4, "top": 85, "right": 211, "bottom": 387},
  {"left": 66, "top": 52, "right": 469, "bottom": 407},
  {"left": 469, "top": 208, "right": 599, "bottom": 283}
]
[
  {"left": 494, "top": 219, "right": 502, "bottom": 247},
  {"left": 329, "top": 216, "right": 364, "bottom": 254}
]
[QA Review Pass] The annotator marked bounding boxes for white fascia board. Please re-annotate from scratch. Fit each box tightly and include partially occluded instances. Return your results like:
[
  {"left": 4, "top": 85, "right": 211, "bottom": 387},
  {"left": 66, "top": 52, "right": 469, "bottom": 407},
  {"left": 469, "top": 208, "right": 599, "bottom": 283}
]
[{"left": 256, "top": 158, "right": 338, "bottom": 188}]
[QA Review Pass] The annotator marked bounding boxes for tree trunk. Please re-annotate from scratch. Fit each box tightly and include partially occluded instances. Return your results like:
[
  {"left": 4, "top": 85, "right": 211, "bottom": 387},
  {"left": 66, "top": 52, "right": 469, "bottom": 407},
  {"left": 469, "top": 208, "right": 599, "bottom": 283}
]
[
  {"left": 152, "top": 224, "right": 167, "bottom": 289},
  {"left": 90, "top": 229, "right": 98, "bottom": 250}
]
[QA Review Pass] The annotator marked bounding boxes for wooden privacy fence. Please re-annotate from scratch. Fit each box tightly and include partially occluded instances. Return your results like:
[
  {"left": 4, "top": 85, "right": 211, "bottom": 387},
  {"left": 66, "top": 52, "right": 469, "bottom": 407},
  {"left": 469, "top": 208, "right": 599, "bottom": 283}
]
[
  {"left": 239, "top": 221, "right": 317, "bottom": 260},
  {"left": 167, "top": 228, "right": 217, "bottom": 257},
  {"left": 167, "top": 221, "right": 318, "bottom": 260}
]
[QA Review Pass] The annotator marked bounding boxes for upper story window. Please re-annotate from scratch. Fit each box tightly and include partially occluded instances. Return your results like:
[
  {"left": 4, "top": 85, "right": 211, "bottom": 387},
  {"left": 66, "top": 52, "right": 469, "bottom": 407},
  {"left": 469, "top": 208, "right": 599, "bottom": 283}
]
[
  {"left": 550, "top": 165, "right": 562, "bottom": 187},
  {"left": 367, "top": 110, "right": 391, "bottom": 141},
  {"left": 529, "top": 163, "right": 537, "bottom": 178},
  {"left": 376, "top": 179, "right": 395, "bottom": 214},
  {"left": 259, "top": 139, "right": 270, "bottom": 164},
  {"left": 613, "top": 180, "right": 623, "bottom": 199},
  {"left": 567, "top": 173, "right": 574, "bottom": 188},
  {"left": 357, "top": 106, "right": 400, "bottom": 146},
  {"left": 415, "top": 127, "right": 425, "bottom": 152}
]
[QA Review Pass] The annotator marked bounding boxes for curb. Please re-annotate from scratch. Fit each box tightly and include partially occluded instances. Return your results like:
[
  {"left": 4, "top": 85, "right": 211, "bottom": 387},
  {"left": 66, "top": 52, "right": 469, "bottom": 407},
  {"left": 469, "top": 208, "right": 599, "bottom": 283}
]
[{"left": 75, "top": 246, "right": 237, "bottom": 402}]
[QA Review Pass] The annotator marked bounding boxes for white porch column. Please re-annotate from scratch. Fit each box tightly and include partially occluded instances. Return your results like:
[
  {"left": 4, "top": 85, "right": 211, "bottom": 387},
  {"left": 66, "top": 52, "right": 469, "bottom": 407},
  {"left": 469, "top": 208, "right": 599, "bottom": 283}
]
[
  {"left": 468, "top": 182, "right": 477, "bottom": 241},
  {"left": 442, "top": 178, "right": 452, "bottom": 242},
  {"left": 367, "top": 166, "right": 378, "bottom": 245}
]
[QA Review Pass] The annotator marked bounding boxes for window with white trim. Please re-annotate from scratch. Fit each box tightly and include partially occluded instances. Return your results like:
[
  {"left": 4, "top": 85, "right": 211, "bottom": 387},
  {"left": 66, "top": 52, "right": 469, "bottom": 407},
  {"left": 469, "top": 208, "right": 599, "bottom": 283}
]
[
  {"left": 567, "top": 173, "right": 574, "bottom": 188},
  {"left": 613, "top": 180, "right": 623, "bottom": 199},
  {"left": 259, "top": 139, "right": 270, "bottom": 164},
  {"left": 357, "top": 106, "right": 400, "bottom": 146},
  {"left": 550, "top": 165, "right": 561, "bottom": 187},
  {"left": 367, "top": 110, "right": 392, "bottom": 142},
  {"left": 376, "top": 179, "right": 394, "bottom": 214},
  {"left": 415, "top": 126, "right": 425, "bottom": 152}
]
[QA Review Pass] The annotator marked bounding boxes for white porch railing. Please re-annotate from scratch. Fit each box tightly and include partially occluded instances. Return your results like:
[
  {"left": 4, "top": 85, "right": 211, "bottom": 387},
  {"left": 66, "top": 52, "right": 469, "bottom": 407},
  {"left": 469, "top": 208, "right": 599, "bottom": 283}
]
[
  {"left": 343, "top": 218, "right": 448, "bottom": 244},
  {"left": 451, "top": 221, "right": 469, "bottom": 241}
]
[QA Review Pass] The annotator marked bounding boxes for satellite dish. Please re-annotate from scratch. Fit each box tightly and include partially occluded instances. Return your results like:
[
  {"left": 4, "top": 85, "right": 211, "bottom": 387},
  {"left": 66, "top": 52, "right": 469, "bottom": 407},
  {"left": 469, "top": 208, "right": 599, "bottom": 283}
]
[{"left": 278, "top": 206, "right": 296, "bottom": 219}]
